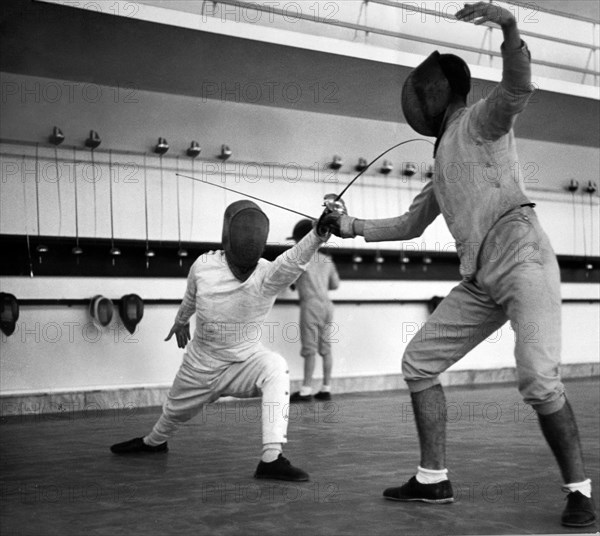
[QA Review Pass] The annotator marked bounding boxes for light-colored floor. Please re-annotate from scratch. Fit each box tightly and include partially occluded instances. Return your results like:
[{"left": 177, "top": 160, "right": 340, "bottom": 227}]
[{"left": 1, "top": 378, "right": 598, "bottom": 536}]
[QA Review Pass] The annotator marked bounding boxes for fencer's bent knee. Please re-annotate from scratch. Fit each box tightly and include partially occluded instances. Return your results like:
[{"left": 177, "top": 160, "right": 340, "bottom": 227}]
[
  {"left": 401, "top": 355, "right": 418, "bottom": 382},
  {"left": 518, "top": 376, "right": 566, "bottom": 415},
  {"left": 531, "top": 393, "right": 566, "bottom": 415},
  {"left": 257, "top": 353, "right": 288, "bottom": 380},
  {"left": 402, "top": 348, "right": 431, "bottom": 382}
]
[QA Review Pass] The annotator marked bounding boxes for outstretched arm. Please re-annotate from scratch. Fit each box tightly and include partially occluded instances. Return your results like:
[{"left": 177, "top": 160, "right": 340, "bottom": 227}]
[
  {"left": 262, "top": 228, "right": 329, "bottom": 296},
  {"left": 322, "top": 180, "right": 440, "bottom": 242}
]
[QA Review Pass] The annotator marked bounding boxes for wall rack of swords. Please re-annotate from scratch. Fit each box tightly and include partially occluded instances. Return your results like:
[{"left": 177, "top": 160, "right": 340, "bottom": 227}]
[
  {"left": 0, "top": 130, "right": 598, "bottom": 283},
  {"left": 1, "top": 234, "right": 598, "bottom": 284}
]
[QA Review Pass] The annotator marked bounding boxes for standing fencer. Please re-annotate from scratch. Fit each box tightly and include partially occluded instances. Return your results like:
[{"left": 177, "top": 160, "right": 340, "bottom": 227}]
[
  {"left": 111, "top": 200, "right": 331, "bottom": 482},
  {"left": 320, "top": 2, "right": 595, "bottom": 527},
  {"left": 288, "top": 219, "right": 340, "bottom": 402}
]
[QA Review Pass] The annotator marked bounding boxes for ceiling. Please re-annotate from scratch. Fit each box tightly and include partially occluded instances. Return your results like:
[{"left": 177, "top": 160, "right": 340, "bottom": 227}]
[
  {"left": 512, "top": 0, "right": 599, "bottom": 21},
  {"left": 1, "top": 0, "right": 598, "bottom": 147}
]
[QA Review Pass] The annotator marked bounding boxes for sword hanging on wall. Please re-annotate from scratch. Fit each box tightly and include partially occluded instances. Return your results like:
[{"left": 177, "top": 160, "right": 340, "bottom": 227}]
[{"left": 176, "top": 138, "right": 433, "bottom": 219}]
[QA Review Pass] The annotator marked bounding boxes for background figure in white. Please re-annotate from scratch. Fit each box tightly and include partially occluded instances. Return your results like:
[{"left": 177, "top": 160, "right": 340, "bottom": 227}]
[{"left": 288, "top": 219, "right": 340, "bottom": 403}]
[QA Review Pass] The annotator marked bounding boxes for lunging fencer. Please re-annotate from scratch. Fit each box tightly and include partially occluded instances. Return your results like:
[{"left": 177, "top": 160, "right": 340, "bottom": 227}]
[
  {"left": 111, "top": 200, "right": 331, "bottom": 482},
  {"left": 288, "top": 218, "right": 340, "bottom": 402},
  {"left": 320, "top": 2, "right": 595, "bottom": 527}
]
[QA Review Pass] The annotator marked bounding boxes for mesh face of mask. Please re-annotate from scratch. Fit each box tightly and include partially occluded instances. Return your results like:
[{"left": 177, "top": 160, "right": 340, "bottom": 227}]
[{"left": 222, "top": 201, "right": 270, "bottom": 281}]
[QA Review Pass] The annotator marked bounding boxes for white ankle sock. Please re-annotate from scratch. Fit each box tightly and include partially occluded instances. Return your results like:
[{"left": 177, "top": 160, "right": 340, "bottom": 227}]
[
  {"left": 562, "top": 479, "right": 592, "bottom": 498},
  {"left": 320, "top": 384, "right": 331, "bottom": 393},
  {"left": 299, "top": 385, "right": 312, "bottom": 396},
  {"left": 261, "top": 443, "right": 282, "bottom": 463},
  {"left": 416, "top": 466, "right": 448, "bottom": 484}
]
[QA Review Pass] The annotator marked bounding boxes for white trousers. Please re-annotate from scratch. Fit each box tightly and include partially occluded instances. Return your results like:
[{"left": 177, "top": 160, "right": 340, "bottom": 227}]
[{"left": 145, "top": 349, "right": 290, "bottom": 446}]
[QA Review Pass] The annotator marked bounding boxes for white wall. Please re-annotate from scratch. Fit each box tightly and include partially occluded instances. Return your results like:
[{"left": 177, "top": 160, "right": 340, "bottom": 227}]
[
  {"left": 1, "top": 74, "right": 599, "bottom": 254},
  {"left": 80, "top": 0, "right": 600, "bottom": 87},
  {"left": 1, "top": 66, "right": 598, "bottom": 397},
  {"left": 1, "top": 277, "right": 598, "bottom": 394}
]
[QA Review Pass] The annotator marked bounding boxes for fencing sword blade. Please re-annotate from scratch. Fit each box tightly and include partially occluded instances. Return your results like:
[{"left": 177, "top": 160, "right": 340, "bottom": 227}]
[
  {"left": 178, "top": 136, "right": 433, "bottom": 220},
  {"left": 335, "top": 138, "right": 434, "bottom": 201},
  {"left": 175, "top": 173, "right": 315, "bottom": 220}
]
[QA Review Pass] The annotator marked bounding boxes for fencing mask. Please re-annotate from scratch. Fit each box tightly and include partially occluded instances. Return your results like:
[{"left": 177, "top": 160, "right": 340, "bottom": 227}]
[
  {"left": 222, "top": 200, "right": 270, "bottom": 282},
  {"left": 401, "top": 51, "right": 471, "bottom": 138}
]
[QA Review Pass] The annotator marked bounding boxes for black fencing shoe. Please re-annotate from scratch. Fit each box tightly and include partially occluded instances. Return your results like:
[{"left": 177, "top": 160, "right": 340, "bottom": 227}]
[
  {"left": 561, "top": 491, "right": 596, "bottom": 527},
  {"left": 110, "top": 437, "right": 168, "bottom": 454},
  {"left": 313, "top": 391, "right": 332, "bottom": 401},
  {"left": 383, "top": 476, "right": 454, "bottom": 504},
  {"left": 254, "top": 454, "right": 309, "bottom": 482},
  {"left": 289, "top": 391, "right": 312, "bottom": 403}
]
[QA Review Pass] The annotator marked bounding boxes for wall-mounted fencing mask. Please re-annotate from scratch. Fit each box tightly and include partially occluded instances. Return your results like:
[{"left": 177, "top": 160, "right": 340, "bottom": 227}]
[
  {"left": 119, "top": 294, "right": 144, "bottom": 334},
  {"left": 90, "top": 295, "right": 114, "bottom": 328},
  {"left": 0, "top": 293, "right": 19, "bottom": 336}
]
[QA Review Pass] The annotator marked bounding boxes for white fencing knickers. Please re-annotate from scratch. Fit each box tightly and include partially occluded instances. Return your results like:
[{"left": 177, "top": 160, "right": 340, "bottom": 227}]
[{"left": 145, "top": 349, "right": 290, "bottom": 446}]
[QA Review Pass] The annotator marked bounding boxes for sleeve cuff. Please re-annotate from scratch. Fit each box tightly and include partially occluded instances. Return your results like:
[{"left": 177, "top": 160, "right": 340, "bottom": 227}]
[
  {"left": 500, "top": 39, "right": 531, "bottom": 61},
  {"left": 341, "top": 216, "right": 357, "bottom": 238}
]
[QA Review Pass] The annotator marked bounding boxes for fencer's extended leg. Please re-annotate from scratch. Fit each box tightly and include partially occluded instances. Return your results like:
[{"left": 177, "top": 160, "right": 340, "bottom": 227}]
[
  {"left": 412, "top": 384, "right": 447, "bottom": 470},
  {"left": 144, "top": 362, "right": 215, "bottom": 446},
  {"left": 383, "top": 384, "right": 454, "bottom": 503},
  {"left": 538, "top": 400, "right": 586, "bottom": 484},
  {"left": 479, "top": 207, "right": 595, "bottom": 526},
  {"left": 110, "top": 361, "right": 215, "bottom": 454},
  {"left": 538, "top": 401, "right": 595, "bottom": 526},
  {"left": 384, "top": 280, "right": 506, "bottom": 503}
]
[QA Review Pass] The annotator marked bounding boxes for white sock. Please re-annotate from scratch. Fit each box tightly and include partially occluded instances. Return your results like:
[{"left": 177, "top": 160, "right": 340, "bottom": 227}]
[
  {"left": 299, "top": 385, "right": 312, "bottom": 396},
  {"left": 320, "top": 384, "right": 331, "bottom": 393},
  {"left": 562, "top": 479, "right": 592, "bottom": 498},
  {"left": 416, "top": 465, "right": 448, "bottom": 484},
  {"left": 261, "top": 443, "right": 282, "bottom": 463}
]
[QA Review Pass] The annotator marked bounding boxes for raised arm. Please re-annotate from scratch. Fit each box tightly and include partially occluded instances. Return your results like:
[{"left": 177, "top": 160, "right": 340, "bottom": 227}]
[
  {"left": 455, "top": 2, "right": 520, "bottom": 49},
  {"left": 456, "top": 2, "right": 534, "bottom": 139}
]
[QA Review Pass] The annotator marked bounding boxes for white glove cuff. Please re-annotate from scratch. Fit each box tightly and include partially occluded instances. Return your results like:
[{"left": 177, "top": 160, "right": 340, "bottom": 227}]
[{"left": 341, "top": 216, "right": 357, "bottom": 238}]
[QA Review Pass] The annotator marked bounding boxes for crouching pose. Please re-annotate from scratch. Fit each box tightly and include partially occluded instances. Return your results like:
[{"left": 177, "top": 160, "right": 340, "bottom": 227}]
[
  {"left": 320, "top": 2, "right": 595, "bottom": 527},
  {"left": 111, "top": 200, "right": 330, "bottom": 482}
]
